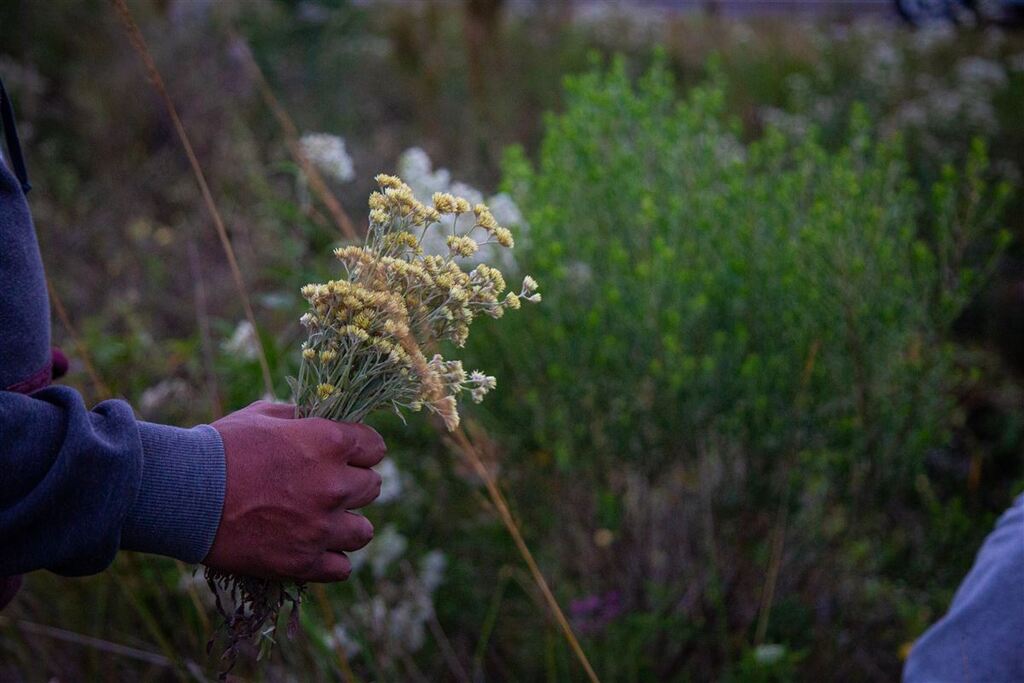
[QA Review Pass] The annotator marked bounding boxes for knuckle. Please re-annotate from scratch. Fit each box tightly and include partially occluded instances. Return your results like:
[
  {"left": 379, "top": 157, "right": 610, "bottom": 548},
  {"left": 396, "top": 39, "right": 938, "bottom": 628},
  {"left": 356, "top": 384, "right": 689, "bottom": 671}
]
[
  {"left": 313, "top": 518, "right": 332, "bottom": 542},
  {"left": 299, "top": 517, "right": 329, "bottom": 546},
  {"left": 341, "top": 423, "right": 386, "bottom": 460},
  {"left": 312, "top": 419, "right": 354, "bottom": 458},
  {"left": 297, "top": 444, "right": 321, "bottom": 469},
  {"left": 329, "top": 486, "right": 348, "bottom": 507}
]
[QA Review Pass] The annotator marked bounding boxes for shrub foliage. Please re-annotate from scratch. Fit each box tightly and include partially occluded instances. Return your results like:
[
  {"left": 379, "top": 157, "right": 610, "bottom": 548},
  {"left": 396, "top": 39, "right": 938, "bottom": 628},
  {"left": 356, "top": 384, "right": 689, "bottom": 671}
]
[{"left": 467, "top": 56, "right": 1010, "bottom": 678}]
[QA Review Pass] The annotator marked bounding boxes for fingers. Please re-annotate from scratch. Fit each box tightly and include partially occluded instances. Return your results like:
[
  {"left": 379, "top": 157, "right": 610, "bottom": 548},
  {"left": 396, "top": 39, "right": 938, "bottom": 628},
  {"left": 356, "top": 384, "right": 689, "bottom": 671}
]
[
  {"left": 307, "top": 419, "right": 387, "bottom": 468},
  {"left": 327, "top": 511, "right": 375, "bottom": 552},
  {"left": 336, "top": 465, "right": 383, "bottom": 510},
  {"left": 304, "top": 552, "right": 352, "bottom": 583},
  {"left": 341, "top": 423, "right": 387, "bottom": 468}
]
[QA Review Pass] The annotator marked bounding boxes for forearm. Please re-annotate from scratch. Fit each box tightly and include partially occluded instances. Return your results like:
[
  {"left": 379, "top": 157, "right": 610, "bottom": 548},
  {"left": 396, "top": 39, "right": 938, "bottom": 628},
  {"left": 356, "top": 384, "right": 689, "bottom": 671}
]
[
  {"left": 0, "top": 93, "right": 223, "bottom": 580},
  {"left": 0, "top": 387, "right": 226, "bottom": 575}
]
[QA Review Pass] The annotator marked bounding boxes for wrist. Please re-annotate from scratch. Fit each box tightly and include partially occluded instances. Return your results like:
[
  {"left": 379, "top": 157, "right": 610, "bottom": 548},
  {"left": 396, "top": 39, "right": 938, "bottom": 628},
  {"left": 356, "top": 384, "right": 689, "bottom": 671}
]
[{"left": 121, "top": 422, "right": 226, "bottom": 563}]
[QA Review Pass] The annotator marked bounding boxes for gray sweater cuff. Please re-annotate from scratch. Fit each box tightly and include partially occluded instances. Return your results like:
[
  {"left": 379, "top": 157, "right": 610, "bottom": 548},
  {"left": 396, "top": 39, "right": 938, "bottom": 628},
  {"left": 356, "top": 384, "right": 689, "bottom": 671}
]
[{"left": 121, "top": 422, "right": 226, "bottom": 563}]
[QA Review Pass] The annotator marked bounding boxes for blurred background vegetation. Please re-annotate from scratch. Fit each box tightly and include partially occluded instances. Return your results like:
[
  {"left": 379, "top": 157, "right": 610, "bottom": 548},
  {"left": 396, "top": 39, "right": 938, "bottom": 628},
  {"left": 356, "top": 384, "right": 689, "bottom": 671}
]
[{"left": 2, "top": 1, "right": 1024, "bottom": 681}]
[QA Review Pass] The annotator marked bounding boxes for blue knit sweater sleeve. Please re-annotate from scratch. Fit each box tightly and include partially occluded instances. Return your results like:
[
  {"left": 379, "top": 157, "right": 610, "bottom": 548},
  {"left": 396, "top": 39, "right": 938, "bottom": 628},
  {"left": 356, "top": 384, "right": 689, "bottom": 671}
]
[
  {"left": 0, "top": 389, "right": 225, "bottom": 574},
  {"left": 1, "top": 142, "right": 225, "bottom": 575}
]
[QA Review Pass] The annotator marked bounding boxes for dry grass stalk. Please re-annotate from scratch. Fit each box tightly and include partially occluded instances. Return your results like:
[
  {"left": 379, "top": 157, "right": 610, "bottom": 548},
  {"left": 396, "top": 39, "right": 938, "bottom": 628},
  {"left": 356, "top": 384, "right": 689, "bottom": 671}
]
[{"left": 110, "top": 0, "right": 274, "bottom": 397}]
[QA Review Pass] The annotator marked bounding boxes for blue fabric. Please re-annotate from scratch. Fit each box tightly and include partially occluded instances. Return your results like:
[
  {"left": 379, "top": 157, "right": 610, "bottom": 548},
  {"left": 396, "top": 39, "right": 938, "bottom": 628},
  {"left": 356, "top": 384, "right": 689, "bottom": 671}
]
[
  {"left": 125, "top": 422, "right": 225, "bottom": 562},
  {"left": 0, "top": 118, "right": 49, "bottom": 391},
  {"left": 904, "top": 493, "right": 1024, "bottom": 683},
  {"left": 0, "top": 145, "right": 225, "bottom": 575}
]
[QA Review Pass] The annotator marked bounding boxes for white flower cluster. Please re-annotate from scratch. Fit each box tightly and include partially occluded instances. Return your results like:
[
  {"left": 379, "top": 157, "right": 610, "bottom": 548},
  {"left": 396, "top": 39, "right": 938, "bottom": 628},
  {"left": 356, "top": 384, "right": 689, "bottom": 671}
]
[
  {"left": 760, "top": 19, "right": 1017, "bottom": 166},
  {"left": 570, "top": 1, "right": 674, "bottom": 48},
  {"left": 397, "top": 147, "right": 526, "bottom": 271},
  {"left": 139, "top": 378, "right": 191, "bottom": 419},
  {"left": 888, "top": 57, "right": 1008, "bottom": 139},
  {"left": 956, "top": 56, "right": 1009, "bottom": 92},
  {"left": 322, "top": 524, "right": 448, "bottom": 662},
  {"left": 374, "top": 457, "right": 407, "bottom": 505},
  {"left": 222, "top": 319, "right": 260, "bottom": 360},
  {"left": 299, "top": 132, "right": 356, "bottom": 183},
  {"left": 351, "top": 524, "right": 408, "bottom": 578}
]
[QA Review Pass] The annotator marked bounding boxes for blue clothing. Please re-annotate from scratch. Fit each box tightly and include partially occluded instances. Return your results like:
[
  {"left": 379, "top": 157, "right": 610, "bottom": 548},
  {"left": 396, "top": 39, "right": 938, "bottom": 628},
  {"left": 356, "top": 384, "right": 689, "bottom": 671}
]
[
  {"left": 904, "top": 493, "right": 1024, "bottom": 682},
  {"left": 0, "top": 129, "right": 225, "bottom": 575}
]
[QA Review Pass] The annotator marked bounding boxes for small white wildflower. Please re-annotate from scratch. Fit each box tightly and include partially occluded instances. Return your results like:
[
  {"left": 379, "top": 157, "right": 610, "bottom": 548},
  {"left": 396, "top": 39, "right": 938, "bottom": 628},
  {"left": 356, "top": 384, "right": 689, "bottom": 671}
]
[
  {"left": 350, "top": 524, "right": 408, "bottom": 579},
  {"left": 323, "top": 624, "right": 362, "bottom": 658},
  {"left": 418, "top": 550, "right": 447, "bottom": 593},
  {"left": 753, "top": 643, "right": 787, "bottom": 665},
  {"left": 450, "top": 181, "right": 484, "bottom": 207},
  {"left": 177, "top": 569, "right": 216, "bottom": 608},
  {"left": 911, "top": 23, "right": 955, "bottom": 54},
  {"left": 222, "top": 320, "right": 259, "bottom": 360},
  {"left": 469, "top": 370, "right": 496, "bottom": 390},
  {"left": 467, "top": 370, "right": 496, "bottom": 403},
  {"left": 139, "top": 379, "right": 190, "bottom": 418},
  {"left": 299, "top": 132, "right": 355, "bottom": 183},
  {"left": 567, "top": 261, "right": 593, "bottom": 286},
  {"left": 386, "top": 597, "right": 429, "bottom": 653},
  {"left": 398, "top": 147, "right": 451, "bottom": 196},
  {"left": 374, "top": 458, "right": 405, "bottom": 504},
  {"left": 956, "top": 57, "right": 1008, "bottom": 93}
]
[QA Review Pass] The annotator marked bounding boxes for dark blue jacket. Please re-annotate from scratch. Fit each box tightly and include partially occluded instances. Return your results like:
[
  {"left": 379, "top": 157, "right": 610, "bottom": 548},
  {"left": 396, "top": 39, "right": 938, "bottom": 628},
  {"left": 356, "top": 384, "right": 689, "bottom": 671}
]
[{"left": 0, "top": 106, "right": 224, "bottom": 579}]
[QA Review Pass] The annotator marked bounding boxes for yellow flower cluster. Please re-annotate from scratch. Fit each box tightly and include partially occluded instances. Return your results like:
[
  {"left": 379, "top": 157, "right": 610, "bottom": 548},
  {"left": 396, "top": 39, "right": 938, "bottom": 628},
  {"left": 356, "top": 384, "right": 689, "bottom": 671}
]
[
  {"left": 432, "top": 192, "right": 471, "bottom": 215},
  {"left": 446, "top": 235, "right": 479, "bottom": 258},
  {"left": 368, "top": 182, "right": 440, "bottom": 225},
  {"left": 473, "top": 203, "right": 513, "bottom": 247},
  {"left": 383, "top": 231, "right": 423, "bottom": 254},
  {"left": 294, "top": 173, "right": 539, "bottom": 428}
]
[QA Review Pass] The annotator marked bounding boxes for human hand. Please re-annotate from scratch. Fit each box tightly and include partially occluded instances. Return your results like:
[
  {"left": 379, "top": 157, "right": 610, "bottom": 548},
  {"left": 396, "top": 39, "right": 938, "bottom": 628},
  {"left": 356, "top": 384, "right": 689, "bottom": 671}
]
[{"left": 204, "top": 401, "right": 385, "bottom": 582}]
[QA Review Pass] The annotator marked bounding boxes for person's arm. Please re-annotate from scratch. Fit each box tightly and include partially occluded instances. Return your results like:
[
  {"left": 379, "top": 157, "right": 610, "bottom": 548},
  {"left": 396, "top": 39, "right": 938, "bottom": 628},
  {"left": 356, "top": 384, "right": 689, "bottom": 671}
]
[
  {"left": 1, "top": 391, "right": 385, "bottom": 582},
  {"left": 1, "top": 98, "right": 383, "bottom": 589},
  {"left": 903, "top": 494, "right": 1024, "bottom": 682},
  {"left": 1, "top": 94, "right": 228, "bottom": 576},
  {"left": 0, "top": 386, "right": 225, "bottom": 576}
]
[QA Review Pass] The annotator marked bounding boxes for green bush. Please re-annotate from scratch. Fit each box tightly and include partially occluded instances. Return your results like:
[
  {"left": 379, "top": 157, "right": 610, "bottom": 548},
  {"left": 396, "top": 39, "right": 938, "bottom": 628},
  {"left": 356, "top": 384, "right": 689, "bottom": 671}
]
[
  {"left": 464, "top": 55, "right": 1011, "bottom": 678},
  {"left": 481, "top": 56, "right": 1006, "bottom": 485}
]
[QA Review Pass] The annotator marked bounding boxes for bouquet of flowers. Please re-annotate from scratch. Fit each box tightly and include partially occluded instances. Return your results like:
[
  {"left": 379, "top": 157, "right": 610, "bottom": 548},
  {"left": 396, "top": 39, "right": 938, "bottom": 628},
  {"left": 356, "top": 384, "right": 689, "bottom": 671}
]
[
  {"left": 293, "top": 173, "right": 538, "bottom": 427},
  {"left": 206, "top": 173, "right": 538, "bottom": 665}
]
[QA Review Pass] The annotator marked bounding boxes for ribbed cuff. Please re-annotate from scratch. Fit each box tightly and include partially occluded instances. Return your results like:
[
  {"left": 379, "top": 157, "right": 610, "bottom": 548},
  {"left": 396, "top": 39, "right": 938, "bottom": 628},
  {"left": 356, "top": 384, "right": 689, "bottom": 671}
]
[{"left": 121, "top": 422, "right": 226, "bottom": 563}]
